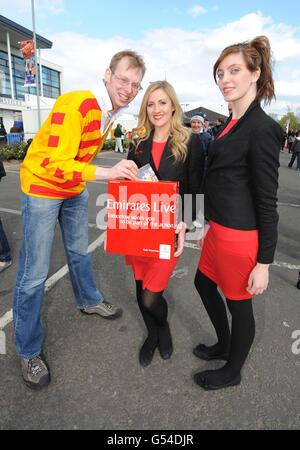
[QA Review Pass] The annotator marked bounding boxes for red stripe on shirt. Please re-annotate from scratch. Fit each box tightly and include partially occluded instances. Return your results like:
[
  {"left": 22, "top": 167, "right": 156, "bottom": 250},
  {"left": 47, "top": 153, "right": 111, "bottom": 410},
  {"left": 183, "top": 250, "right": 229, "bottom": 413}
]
[
  {"left": 34, "top": 174, "right": 81, "bottom": 189},
  {"left": 40, "top": 158, "right": 50, "bottom": 168},
  {"left": 72, "top": 171, "right": 83, "bottom": 182},
  {"left": 74, "top": 153, "right": 93, "bottom": 162},
  {"left": 82, "top": 120, "right": 101, "bottom": 134},
  {"left": 79, "top": 138, "right": 101, "bottom": 149},
  {"left": 78, "top": 98, "right": 100, "bottom": 118},
  {"left": 48, "top": 135, "right": 59, "bottom": 147},
  {"left": 51, "top": 112, "right": 65, "bottom": 125},
  {"left": 29, "top": 185, "right": 80, "bottom": 198},
  {"left": 54, "top": 168, "right": 64, "bottom": 179}
]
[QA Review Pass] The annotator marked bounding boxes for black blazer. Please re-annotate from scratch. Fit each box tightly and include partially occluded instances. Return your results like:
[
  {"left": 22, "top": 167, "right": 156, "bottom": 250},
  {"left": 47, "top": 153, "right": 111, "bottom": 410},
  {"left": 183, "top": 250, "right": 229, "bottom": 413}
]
[
  {"left": 203, "top": 100, "right": 284, "bottom": 264},
  {"left": 128, "top": 130, "right": 205, "bottom": 195},
  {"left": 127, "top": 130, "right": 205, "bottom": 225}
]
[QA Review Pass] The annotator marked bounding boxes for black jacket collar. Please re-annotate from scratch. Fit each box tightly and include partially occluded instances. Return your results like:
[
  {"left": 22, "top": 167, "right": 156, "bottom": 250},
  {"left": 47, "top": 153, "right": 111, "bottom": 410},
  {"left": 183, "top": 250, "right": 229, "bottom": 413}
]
[
  {"left": 214, "top": 99, "right": 260, "bottom": 141},
  {"left": 208, "top": 99, "right": 261, "bottom": 164},
  {"left": 135, "top": 129, "right": 173, "bottom": 179}
]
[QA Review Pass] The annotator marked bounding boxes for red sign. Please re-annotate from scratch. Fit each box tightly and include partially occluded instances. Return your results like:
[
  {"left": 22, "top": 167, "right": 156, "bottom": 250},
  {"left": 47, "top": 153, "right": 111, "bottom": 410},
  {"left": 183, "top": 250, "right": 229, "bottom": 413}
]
[
  {"left": 106, "top": 180, "right": 179, "bottom": 259},
  {"left": 19, "top": 40, "right": 35, "bottom": 59},
  {"left": 19, "top": 40, "right": 36, "bottom": 86}
]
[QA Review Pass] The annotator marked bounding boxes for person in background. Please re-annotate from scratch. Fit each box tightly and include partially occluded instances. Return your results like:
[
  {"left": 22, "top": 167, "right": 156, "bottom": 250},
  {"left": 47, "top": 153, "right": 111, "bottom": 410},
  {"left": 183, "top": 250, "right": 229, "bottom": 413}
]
[
  {"left": 126, "top": 80, "right": 203, "bottom": 367},
  {"left": 203, "top": 118, "right": 213, "bottom": 136},
  {"left": 288, "top": 130, "right": 300, "bottom": 170},
  {"left": 114, "top": 123, "right": 125, "bottom": 153},
  {"left": 189, "top": 114, "right": 211, "bottom": 228},
  {"left": 211, "top": 117, "right": 225, "bottom": 138},
  {"left": 0, "top": 218, "right": 11, "bottom": 273},
  {"left": 193, "top": 36, "right": 283, "bottom": 390},
  {"left": 13, "top": 50, "right": 145, "bottom": 390},
  {"left": 0, "top": 158, "right": 11, "bottom": 272},
  {"left": 23, "top": 138, "right": 33, "bottom": 158},
  {"left": 287, "top": 130, "right": 295, "bottom": 153},
  {"left": 190, "top": 115, "right": 212, "bottom": 158},
  {"left": 10, "top": 124, "right": 21, "bottom": 133},
  {"left": 0, "top": 121, "right": 7, "bottom": 146}
]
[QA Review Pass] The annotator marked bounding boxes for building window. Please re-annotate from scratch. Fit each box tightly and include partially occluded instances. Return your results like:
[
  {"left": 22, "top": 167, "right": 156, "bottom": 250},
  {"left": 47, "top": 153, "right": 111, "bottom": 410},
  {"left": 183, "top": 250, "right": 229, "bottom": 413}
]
[
  {"left": 0, "top": 51, "right": 61, "bottom": 101},
  {"left": 41, "top": 65, "right": 61, "bottom": 99},
  {"left": 0, "top": 51, "right": 11, "bottom": 97}
]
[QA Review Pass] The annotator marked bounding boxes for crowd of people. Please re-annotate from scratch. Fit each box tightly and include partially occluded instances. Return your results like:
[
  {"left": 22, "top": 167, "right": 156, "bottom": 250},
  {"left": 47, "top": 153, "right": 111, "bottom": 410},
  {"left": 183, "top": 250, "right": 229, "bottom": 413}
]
[{"left": 1, "top": 36, "right": 298, "bottom": 393}]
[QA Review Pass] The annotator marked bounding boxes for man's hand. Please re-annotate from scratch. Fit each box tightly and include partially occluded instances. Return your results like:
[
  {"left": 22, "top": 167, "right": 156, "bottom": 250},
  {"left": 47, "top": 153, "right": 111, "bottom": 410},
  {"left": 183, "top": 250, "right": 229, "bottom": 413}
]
[
  {"left": 95, "top": 160, "right": 138, "bottom": 180},
  {"left": 246, "top": 263, "right": 269, "bottom": 296}
]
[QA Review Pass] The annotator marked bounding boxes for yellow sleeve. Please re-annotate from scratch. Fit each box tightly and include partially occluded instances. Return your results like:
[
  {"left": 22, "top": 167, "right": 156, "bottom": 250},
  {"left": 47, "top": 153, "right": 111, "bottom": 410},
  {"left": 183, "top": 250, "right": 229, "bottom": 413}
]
[{"left": 39, "top": 104, "right": 97, "bottom": 182}]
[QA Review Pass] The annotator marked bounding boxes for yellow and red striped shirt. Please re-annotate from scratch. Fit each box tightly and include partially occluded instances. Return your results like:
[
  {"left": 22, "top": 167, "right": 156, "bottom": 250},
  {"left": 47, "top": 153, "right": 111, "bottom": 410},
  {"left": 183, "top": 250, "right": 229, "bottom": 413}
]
[{"left": 20, "top": 90, "right": 113, "bottom": 199}]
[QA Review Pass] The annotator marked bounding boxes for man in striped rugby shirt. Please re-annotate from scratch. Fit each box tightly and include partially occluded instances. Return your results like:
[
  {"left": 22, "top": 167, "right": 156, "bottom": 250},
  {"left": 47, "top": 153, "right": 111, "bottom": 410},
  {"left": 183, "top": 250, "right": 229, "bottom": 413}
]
[{"left": 13, "top": 50, "right": 146, "bottom": 389}]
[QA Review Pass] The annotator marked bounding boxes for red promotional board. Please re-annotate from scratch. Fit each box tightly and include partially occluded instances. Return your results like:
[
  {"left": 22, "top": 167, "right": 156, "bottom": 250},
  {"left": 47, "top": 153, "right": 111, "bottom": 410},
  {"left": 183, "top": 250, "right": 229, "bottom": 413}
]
[{"left": 106, "top": 180, "right": 179, "bottom": 259}]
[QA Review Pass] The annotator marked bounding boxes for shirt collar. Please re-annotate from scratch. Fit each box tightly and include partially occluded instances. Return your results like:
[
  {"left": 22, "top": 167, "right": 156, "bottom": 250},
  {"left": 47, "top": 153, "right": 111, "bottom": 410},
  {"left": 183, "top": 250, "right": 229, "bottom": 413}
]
[{"left": 94, "top": 79, "right": 129, "bottom": 132}]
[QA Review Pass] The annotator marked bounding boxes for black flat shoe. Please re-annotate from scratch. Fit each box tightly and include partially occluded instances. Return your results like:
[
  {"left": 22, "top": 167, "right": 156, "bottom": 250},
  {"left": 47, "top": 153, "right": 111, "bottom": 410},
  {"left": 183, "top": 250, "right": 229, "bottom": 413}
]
[
  {"left": 193, "top": 344, "right": 229, "bottom": 361},
  {"left": 159, "top": 341, "right": 173, "bottom": 360},
  {"left": 139, "top": 338, "right": 158, "bottom": 367},
  {"left": 139, "top": 348, "right": 155, "bottom": 367},
  {"left": 158, "top": 323, "right": 173, "bottom": 360},
  {"left": 194, "top": 370, "right": 241, "bottom": 390}
]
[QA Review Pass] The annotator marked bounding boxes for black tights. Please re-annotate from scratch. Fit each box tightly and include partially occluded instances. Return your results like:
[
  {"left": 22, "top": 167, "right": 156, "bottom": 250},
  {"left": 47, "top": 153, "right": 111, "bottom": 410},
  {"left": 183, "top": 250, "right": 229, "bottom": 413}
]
[
  {"left": 194, "top": 270, "right": 255, "bottom": 383},
  {"left": 135, "top": 280, "right": 172, "bottom": 363}
]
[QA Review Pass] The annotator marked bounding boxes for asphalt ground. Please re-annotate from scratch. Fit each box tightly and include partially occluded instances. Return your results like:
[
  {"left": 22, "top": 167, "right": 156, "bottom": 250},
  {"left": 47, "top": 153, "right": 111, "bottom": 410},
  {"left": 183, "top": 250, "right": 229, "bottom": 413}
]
[{"left": 0, "top": 150, "right": 299, "bottom": 431}]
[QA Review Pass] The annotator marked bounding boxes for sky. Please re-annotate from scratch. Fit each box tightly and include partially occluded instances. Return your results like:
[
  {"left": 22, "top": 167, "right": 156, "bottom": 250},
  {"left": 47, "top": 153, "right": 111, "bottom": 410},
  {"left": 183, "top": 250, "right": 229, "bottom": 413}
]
[{"left": 1, "top": 0, "right": 300, "bottom": 118}]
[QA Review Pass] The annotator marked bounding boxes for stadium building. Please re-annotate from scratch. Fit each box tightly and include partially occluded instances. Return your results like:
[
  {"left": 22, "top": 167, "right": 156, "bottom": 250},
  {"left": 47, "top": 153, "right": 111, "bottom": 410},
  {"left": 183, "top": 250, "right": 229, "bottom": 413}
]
[{"left": 0, "top": 14, "right": 63, "bottom": 138}]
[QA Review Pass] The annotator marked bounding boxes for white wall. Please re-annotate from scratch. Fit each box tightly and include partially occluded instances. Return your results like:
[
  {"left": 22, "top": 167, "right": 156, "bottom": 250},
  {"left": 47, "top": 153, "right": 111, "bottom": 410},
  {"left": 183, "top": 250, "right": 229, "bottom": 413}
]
[
  {"left": 21, "top": 95, "right": 55, "bottom": 138},
  {"left": 22, "top": 108, "right": 52, "bottom": 139},
  {"left": 115, "top": 114, "right": 138, "bottom": 133},
  {"left": 0, "top": 108, "right": 15, "bottom": 132}
]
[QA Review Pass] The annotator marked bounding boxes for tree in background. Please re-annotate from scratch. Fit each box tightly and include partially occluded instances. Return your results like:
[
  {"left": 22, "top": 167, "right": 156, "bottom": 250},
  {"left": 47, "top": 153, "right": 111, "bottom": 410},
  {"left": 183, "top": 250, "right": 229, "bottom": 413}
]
[{"left": 277, "top": 109, "right": 300, "bottom": 131}]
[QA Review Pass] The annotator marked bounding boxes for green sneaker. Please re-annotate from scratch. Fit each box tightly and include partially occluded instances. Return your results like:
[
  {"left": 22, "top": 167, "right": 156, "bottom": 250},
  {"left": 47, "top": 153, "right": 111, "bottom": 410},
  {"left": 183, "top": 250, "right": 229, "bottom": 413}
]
[
  {"left": 21, "top": 353, "right": 50, "bottom": 389},
  {"left": 80, "top": 300, "right": 123, "bottom": 319}
]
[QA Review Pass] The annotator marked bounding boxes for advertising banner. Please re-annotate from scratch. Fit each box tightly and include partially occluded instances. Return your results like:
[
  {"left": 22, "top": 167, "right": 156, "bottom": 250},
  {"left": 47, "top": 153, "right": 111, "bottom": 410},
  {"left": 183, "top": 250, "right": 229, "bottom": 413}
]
[{"left": 19, "top": 40, "right": 36, "bottom": 87}]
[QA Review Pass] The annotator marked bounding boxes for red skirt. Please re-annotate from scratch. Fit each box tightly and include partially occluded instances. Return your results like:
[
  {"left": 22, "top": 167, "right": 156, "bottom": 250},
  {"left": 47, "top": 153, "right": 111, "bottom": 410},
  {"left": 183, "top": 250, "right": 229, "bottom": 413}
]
[
  {"left": 198, "top": 220, "right": 258, "bottom": 300},
  {"left": 125, "top": 254, "right": 180, "bottom": 292}
]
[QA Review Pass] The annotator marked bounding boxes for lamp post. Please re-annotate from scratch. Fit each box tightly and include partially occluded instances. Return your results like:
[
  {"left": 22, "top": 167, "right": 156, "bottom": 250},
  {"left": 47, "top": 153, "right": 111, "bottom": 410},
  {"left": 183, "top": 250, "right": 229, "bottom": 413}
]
[
  {"left": 31, "top": 0, "right": 41, "bottom": 129},
  {"left": 180, "top": 103, "right": 189, "bottom": 113}
]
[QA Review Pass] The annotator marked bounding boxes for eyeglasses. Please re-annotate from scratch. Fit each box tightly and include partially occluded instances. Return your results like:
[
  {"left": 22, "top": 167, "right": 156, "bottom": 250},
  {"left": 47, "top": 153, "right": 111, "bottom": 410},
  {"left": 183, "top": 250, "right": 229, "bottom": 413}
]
[{"left": 112, "top": 72, "right": 142, "bottom": 92}]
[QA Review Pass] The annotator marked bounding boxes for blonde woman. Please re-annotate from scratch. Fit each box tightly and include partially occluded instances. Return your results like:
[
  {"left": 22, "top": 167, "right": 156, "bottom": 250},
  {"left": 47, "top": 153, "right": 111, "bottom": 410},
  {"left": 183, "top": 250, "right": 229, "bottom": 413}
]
[{"left": 126, "top": 80, "right": 204, "bottom": 366}]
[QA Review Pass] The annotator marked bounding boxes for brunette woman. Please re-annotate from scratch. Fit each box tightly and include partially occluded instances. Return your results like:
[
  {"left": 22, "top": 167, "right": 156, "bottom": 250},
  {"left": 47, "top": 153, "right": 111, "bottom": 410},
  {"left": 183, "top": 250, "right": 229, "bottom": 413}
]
[
  {"left": 127, "top": 80, "right": 204, "bottom": 367},
  {"left": 193, "top": 36, "right": 284, "bottom": 390}
]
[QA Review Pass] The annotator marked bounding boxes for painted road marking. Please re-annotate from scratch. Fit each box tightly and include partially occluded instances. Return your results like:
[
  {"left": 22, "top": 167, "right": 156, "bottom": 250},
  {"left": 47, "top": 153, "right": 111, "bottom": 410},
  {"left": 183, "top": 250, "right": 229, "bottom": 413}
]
[
  {"left": 1, "top": 207, "right": 299, "bottom": 335},
  {"left": 278, "top": 202, "right": 300, "bottom": 208},
  {"left": 0, "top": 208, "right": 21, "bottom": 215},
  {"left": 0, "top": 231, "right": 107, "bottom": 334}
]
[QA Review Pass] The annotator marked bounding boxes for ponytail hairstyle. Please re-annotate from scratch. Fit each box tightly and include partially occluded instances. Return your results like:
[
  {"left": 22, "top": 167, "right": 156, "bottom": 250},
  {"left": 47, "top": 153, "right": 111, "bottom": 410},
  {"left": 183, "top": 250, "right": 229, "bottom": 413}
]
[
  {"left": 132, "top": 80, "right": 191, "bottom": 162},
  {"left": 213, "top": 35, "right": 275, "bottom": 105}
]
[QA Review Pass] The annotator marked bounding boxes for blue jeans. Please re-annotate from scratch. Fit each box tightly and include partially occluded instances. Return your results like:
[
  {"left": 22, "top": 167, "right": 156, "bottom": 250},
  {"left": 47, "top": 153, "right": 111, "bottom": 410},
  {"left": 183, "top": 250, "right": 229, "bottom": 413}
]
[
  {"left": 13, "top": 188, "right": 104, "bottom": 359},
  {"left": 0, "top": 218, "right": 11, "bottom": 262},
  {"left": 288, "top": 153, "right": 300, "bottom": 169}
]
